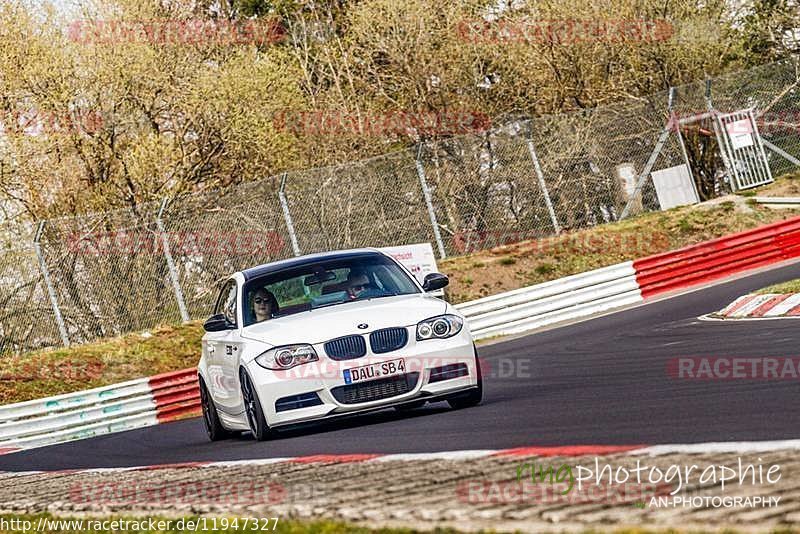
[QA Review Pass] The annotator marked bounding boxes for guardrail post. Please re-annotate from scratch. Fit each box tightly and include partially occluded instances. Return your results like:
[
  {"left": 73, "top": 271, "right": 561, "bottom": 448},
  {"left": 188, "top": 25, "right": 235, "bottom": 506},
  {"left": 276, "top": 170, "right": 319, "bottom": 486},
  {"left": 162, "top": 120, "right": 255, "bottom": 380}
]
[
  {"left": 415, "top": 144, "right": 447, "bottom": 259},
  {"left": 279, "top": 173, "right": 301, "bottom": 257},
  {"left": 525, "top": 125, "right": 560, "bottom": 234},
  {"left": 157, "top": 199, "right": 190, "bottom": 322},
  {"left": 33, "top": 221, "right": 70, "bottom": 347}
]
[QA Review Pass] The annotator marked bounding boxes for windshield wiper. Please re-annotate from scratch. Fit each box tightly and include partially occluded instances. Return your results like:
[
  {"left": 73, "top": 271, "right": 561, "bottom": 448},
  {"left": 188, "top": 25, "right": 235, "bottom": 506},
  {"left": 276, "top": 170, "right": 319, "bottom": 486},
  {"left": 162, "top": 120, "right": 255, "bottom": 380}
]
[
  {"left": 311, "top": 300, "right": 348, "bottom": 310},
  {"left": 309, "top": 292, "right": 402, "bottom": 310},
  {"left": 366, "top": 291, "right": 398, "bottom": 299}
]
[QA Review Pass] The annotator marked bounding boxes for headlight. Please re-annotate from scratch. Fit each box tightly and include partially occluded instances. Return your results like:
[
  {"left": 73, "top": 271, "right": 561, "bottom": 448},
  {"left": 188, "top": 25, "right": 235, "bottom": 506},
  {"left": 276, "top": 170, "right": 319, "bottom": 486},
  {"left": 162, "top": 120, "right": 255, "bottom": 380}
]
[
  {"left": 416, "top": 314, "right": 463, "bottom": 340},
  {"left": 255, "top": 344, "right": 318, "bottom": 370}
]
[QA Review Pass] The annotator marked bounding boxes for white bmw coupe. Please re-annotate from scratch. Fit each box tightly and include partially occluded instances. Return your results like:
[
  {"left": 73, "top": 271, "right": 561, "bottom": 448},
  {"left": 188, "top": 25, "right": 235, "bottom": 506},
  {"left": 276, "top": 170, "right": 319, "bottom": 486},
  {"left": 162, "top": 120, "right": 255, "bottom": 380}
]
[{"left": 197, "top": 248, "right": 482, "bottom": 441}]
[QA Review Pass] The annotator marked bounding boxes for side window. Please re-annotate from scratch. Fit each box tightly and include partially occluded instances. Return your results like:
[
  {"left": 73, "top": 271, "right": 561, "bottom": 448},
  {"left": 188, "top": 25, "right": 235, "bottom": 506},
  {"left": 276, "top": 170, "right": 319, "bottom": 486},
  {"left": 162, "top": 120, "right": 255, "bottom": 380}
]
[{"left": 214, "top": 280, "right": 237, "bottom": 326}]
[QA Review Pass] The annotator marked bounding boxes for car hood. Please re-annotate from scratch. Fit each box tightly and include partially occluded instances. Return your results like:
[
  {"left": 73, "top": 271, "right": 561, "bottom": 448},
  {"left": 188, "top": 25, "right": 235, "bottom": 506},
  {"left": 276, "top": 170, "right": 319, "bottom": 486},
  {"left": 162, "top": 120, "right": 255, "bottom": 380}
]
[{"left": 240, "top": 294, "right": 449, "bottom": 346}]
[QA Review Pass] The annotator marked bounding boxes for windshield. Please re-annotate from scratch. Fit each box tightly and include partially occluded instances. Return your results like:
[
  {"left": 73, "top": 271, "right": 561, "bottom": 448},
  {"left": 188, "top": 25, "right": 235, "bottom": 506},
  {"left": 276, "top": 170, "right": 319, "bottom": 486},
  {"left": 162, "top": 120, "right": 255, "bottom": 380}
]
[{"left": 242, "top": 253, "right": 420, "bottom": 326}]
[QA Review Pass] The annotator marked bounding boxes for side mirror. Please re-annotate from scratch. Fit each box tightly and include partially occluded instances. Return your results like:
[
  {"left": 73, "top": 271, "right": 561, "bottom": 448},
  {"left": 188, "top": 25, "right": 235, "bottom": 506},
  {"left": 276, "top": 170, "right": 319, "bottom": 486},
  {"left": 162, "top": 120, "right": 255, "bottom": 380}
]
[
  {"left": 422, "top": 273, "right": 449, "bottom": 292},
  {"left": 204, "top": 313, "right": 233, "bottom": 332}
]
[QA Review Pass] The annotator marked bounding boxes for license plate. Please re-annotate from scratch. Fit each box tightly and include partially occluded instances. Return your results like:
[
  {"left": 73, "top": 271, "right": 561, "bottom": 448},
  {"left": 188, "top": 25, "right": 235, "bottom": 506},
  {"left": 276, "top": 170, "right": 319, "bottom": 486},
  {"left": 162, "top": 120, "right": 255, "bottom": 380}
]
[{"left": 343, "top": 359, "right": 405, "bottom": 384}]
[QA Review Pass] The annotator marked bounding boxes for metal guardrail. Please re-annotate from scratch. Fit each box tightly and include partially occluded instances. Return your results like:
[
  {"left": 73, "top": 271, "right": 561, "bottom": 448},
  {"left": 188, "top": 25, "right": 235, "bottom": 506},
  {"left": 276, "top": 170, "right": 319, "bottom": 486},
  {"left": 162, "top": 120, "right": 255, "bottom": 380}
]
[
  {"left": 634, "top": 216, "right": 800, "bottom": 298},
  {"left": 0, "top": 378, "right": 151, "bottom": 423},
  {"left": 0, "top": 369, "right": 198, "bottom": 452},
  {"left": 752, "top": 196, "right": 800, "bottom": 206},
  {"left": 457, "top": 262, "right": 643, "bottom": 339},
  {"left": 458, "top": 216, "right": 800, "bottom": 340}
]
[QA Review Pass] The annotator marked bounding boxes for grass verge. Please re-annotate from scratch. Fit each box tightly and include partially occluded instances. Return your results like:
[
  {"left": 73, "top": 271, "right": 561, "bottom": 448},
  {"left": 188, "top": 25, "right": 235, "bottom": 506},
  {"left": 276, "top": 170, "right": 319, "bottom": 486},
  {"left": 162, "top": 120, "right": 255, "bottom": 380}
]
[
  {"left": 755, "top": 279, "right": 800, "bottom": 294},
  {"left": 738, "top": 169, "right": 800, "bottom": 197},
  {"left": 0, "top": 322, "right": 203, "bottom": 405},
  {"left": 442, "top": 197, "right": 798, "bottom": 303},
  {"left": 2, "top": 192, "right": 800, "bottom": 405}
]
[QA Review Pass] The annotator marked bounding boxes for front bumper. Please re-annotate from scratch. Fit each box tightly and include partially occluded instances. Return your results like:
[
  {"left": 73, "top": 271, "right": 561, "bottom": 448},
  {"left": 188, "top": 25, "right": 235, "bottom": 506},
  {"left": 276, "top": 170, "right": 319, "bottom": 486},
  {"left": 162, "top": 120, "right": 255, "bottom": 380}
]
[{"left": 244, "top": 327, "right": 477, "bottom": 427}]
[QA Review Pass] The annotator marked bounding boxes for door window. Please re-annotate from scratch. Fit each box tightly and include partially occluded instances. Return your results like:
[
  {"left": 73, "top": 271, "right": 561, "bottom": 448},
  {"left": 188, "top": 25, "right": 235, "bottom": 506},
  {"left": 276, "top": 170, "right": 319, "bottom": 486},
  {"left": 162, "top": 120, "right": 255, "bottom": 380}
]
[{"left": 214, "top": 280, "right": 237, "bottom": 326}]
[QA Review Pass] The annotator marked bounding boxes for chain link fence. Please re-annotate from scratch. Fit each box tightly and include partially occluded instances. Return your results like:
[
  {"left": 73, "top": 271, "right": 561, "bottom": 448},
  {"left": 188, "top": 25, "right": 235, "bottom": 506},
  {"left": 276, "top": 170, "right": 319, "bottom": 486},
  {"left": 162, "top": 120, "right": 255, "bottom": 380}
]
[{"left": 1, "top": 58, "right": 799, "bottom": 354}]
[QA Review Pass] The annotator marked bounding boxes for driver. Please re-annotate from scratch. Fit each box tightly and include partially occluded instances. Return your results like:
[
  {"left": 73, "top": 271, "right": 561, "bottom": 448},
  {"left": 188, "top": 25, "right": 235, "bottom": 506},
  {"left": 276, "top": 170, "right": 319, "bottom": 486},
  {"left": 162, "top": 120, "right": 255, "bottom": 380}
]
[
  {"left": 251, "top": 288, "right": 278, "bottom": 323},
  {"left": 346, "top": 273, "right": 370, "bottom": 299},
  {"left": 347, "top": 271, "right": 388, "bottom": 300}
]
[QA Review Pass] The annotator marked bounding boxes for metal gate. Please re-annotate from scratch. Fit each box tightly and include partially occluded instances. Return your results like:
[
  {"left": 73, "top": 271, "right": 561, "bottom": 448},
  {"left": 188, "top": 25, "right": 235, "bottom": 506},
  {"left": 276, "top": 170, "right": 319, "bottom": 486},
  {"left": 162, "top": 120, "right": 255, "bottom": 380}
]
[{"left": 716, "top": 108, "right": 774, "bottom": 190}]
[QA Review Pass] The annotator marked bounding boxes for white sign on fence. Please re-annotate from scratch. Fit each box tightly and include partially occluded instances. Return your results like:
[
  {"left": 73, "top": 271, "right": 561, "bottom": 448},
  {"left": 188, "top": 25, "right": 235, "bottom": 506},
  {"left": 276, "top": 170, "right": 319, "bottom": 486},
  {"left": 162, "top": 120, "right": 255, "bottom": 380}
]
[
  {"left": 379, "top": 243, "right": 443, "bottom": 295},
  {"left": 651, "top": 164, "right": 700, "bottom": 210},
  {"left": 726, "top": 119, "right": 755, "bottom": 150}
]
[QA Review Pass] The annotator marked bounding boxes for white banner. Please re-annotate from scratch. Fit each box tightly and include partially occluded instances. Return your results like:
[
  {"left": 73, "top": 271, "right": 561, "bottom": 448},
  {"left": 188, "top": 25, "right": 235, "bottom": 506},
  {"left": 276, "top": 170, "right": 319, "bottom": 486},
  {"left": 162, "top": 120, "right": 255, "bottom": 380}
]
[{"left": 380, "top": 243, "right": 443, "bottom": 295}]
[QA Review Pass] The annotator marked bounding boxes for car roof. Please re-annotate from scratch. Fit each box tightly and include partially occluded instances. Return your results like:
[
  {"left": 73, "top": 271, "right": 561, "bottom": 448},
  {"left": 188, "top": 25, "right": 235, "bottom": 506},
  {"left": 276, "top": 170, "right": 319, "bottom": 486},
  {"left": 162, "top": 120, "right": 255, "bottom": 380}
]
[{"left": 240, "top": 248, "right": 385, "bottom": 281}]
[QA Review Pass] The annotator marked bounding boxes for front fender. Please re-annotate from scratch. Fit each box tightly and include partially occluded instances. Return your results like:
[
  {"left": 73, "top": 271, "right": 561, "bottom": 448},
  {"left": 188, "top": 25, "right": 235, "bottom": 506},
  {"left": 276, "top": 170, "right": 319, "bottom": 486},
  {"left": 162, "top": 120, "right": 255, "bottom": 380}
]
[
  {"left": 197, "top": 353, "right": 209, "bottom": 385},
  {"left": 238, "top": 338, "right": 273, "bottom": 366}
]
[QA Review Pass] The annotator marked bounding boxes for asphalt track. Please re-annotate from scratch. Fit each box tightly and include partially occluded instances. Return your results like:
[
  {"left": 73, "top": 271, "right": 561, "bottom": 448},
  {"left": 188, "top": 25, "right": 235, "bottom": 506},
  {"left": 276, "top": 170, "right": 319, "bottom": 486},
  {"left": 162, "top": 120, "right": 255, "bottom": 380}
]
[{"left": 4, "top": 261, "right": 800, "bottom": 471}]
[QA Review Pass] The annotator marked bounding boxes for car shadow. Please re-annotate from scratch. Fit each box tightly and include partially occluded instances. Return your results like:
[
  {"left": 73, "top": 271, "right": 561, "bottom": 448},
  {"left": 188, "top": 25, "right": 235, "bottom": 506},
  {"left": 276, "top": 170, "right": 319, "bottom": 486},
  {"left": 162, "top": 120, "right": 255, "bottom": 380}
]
[{"left": 229, "top": 400, "right": 466, "bottom": 442}]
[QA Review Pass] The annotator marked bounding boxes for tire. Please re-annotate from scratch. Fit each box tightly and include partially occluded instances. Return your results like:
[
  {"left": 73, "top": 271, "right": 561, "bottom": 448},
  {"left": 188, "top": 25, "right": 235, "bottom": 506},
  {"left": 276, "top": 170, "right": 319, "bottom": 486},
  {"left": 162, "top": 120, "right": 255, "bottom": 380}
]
[
  {"left": 240, "top": 369, "right": 273, "bottom": 441},
  {"left": 447, "top": 345, "right": 483, "bottom": 410},
  {"left": 199, "top": 377, "right": 232, "bottom": 441}
]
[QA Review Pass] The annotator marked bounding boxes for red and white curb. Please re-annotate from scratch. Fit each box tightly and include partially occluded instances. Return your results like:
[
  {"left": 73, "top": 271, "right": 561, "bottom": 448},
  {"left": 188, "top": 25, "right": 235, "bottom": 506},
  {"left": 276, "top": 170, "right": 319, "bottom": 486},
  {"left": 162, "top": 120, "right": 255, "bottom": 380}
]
[
  {"left": 712, "top": 293, "right": 800, "bottom": 319},
  {"left": 3, "top": 440, "right": 800, "bottom": 477}
]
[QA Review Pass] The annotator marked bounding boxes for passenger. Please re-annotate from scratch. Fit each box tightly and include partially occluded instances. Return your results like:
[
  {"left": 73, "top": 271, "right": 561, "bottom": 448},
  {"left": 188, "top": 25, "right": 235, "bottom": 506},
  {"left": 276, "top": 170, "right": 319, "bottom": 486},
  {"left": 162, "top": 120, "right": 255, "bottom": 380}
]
[{"left": 251, "top": 288, "right": 278, "bottom": 323}]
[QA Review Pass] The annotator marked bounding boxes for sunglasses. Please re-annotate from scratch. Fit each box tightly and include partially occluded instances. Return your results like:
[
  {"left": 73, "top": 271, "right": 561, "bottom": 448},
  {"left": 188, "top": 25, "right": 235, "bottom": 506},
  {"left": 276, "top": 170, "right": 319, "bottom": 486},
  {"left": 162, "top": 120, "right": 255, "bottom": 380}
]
[
  {"left": 351, "top": 285, "right": 366, "bottom": 291},
  {"left": 253, "top": 297, "right": 272, "bottom": 305}
]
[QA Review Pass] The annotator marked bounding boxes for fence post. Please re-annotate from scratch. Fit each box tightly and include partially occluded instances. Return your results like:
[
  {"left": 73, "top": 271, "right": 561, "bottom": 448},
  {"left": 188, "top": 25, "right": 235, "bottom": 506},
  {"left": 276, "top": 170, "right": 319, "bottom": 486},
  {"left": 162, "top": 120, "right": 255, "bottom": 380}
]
[
  {"left": 157, "top": 199, "right": 190, "bottom": 322},
  {"left": 525, "top": 125, "right": 560, "bottom": 234},
  {"left": 704, "top": 79, "right": 735, "bottom": 190},
  {"left": 669, "top": 86, "right": 701, "bottom": 201},
  {"left": 278, "top": 173, "right": 301, "bottom": 257},
  {"left": 415, "top": 144, "right": 447, "bottom": 259},
  {"left": 33, "top": 221, "right": 70, "bottom": 347},
  {"left": 619, "top": 89, "right": 677, "bottom": 220}
]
